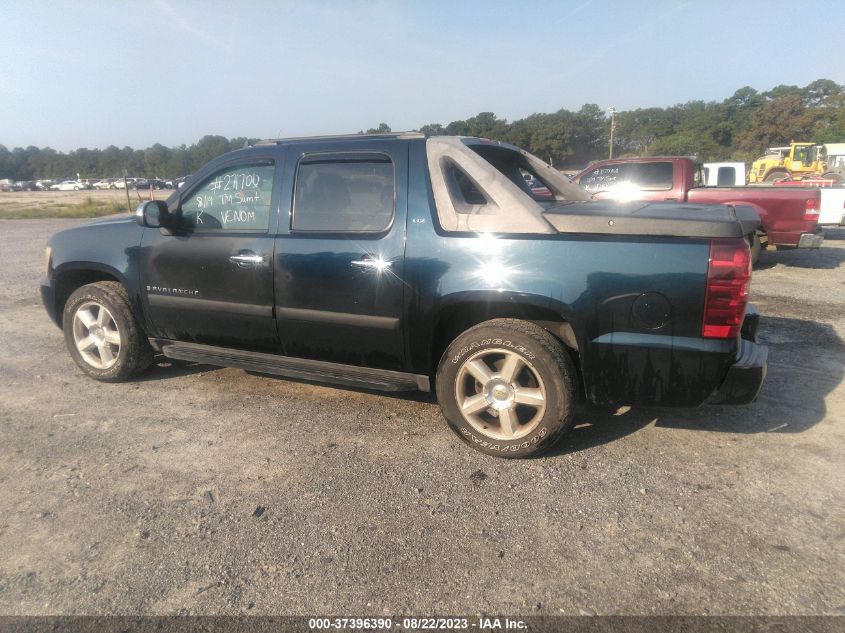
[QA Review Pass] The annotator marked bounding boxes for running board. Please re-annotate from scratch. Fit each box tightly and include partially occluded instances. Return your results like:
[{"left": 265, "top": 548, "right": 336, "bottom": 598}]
[{"left": 153, "top": 340, "right": 430, "bottom": 392}]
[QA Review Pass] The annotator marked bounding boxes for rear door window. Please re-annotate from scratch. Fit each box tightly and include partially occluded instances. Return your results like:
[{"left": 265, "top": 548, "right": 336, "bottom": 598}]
[{"left": 292, "top": 153, "right": 394, "bottom": 232}]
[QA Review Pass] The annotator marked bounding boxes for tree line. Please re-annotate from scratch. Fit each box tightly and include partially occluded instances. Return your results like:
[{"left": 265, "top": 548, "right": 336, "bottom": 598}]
[{"left": 2, "top": 79, "right": 843, "bottom": 181}]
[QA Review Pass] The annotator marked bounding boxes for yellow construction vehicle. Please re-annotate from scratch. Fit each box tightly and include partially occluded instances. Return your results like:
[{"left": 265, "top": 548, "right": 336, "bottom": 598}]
[{"left": 748, "top": 142, "right": 828, "bottom": 183}]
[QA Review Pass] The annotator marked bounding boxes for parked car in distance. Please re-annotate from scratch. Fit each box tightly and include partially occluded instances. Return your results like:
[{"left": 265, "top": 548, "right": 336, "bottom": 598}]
[
  {"left": 35, "top": 180, "right": 53, "bottom": 191},
  {"left": 94, "top": 179, "right": 114, "bottom": 190},
  {"left": 703, "top": 162, "right": 746, "bottom": 186},
  {"left": 41, "top": 133, "right": 767, "bottom": 458},
  {"left": 575, "top": 156, "right": 822, "bottom": 261},
  {"left": 168, "top": 175, "right": 192, "bottom": 189},
  {"left": 50, "top": 180, "right": 92, "bottom": 191},
  {"left": 135, "top": 178, "right": 167, "bottom": 190},
  {"left": 523, "top": 173, "right": 553, "bottom": 198},
  {"left": 111, "top": 178, "right": 141, "bottom": 189}
]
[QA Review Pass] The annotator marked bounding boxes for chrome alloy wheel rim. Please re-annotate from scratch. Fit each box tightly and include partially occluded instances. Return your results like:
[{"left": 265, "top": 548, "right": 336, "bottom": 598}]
[
  {"left": 454, "top": 348, "right": 546, "bottom": 441},
  {"left": 72, "top": 301, "right": 121, "bottom": 369}
]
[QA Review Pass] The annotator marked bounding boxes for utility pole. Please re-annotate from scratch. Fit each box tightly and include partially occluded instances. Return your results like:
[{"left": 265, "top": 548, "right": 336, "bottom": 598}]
[
  {"left": 607, "top": 107, "right": 617, "bottom": 159},
  {"left": 123, "top": 169, "right": 131, "bottom": 214}
]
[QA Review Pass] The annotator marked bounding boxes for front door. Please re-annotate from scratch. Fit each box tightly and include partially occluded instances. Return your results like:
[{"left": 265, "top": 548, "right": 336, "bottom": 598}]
[
  {"left": 273, "top": 141, "right": 408, "bottom": 370},
  {"left": 139, "top": 157, "right": 281, "bottom": 352}
]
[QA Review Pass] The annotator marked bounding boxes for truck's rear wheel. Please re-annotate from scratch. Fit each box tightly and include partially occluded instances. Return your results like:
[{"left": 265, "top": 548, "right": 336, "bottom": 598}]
[
  {"left": 62, "top": 281, "right": 153, "bottom": 382},
  {"left": 750, "top": 234, "right": 762, "bottom": 265},
  {"left": 435, "top": 319, "right": 577, "bottom": 458}
]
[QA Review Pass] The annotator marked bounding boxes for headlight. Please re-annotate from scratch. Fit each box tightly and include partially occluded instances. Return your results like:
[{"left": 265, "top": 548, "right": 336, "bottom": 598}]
[{"left": 44, "top": 245, "right": 52, "bottom": 275}]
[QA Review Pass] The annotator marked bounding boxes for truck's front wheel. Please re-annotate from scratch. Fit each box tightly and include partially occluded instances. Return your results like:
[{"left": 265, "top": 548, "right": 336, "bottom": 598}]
[
  {"left": 436, "top": 319, "right": 577, "bottom": 458},
  {"left": 62, "top": 282, "right": 153, "bottom": 382}
]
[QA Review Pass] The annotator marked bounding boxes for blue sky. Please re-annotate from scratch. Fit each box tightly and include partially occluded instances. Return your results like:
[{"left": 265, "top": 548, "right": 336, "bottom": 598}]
[{"left": 1, "top": 0, "right": 843, "bottom": 151}]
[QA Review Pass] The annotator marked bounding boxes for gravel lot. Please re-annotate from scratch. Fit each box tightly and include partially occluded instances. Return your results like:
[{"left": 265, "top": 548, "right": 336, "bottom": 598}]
[
  {"left": 0, "top": 189, "right": 171, "bottom": 219},
  {"left": 0, "top": 217, "right": 843, "bottom": 616}
]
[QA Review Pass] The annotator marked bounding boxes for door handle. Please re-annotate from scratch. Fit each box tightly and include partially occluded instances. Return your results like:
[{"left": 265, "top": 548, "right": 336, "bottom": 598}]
[
  {"left": 351, "top": 258, "right": 391, "bottom": 271},
  {"left": 230, "top": 252, "right": 264, "bottom": 267}
]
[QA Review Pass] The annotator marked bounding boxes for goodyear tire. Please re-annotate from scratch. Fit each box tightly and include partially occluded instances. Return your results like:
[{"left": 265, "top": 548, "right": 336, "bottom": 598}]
[
  {"left": 62, "top": 281, "right": 153, "bottom": 382},
  {"left": 435, "top": 319, "right": 577, "bottom": 458}
]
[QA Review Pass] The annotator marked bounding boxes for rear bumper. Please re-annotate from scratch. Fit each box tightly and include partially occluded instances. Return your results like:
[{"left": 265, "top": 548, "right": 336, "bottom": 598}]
[
  {"left": 710, "top": 305, "right": 767, "bottom": 405},
  {"left": 797, "top": 232, "right": 824, "bottom": 248},
  {"left": 767, "top": 228, "right": 823, "bottom": 248}
]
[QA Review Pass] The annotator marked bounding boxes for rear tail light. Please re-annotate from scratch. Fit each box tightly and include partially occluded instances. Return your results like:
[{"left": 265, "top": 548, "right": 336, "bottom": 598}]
[
  {"left": 702, "top": 238, "right": 751, "bottom": 339},
  {"left": 804, "top": 197, "right": 820, "bottom": 221}
]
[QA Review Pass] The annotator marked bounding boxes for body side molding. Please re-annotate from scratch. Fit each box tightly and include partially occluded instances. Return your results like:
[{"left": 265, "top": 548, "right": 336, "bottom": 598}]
[
  {"left": 276, "top": 306, "right": 400, "bottom": 330},
  {"left": 148, "top": 294, "right": 273, "bottom": 317}
]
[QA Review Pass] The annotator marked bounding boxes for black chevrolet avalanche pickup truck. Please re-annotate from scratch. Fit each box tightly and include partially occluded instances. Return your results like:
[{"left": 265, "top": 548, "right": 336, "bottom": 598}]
[{"left": 41, "top": 133, "right": 767, "bottom": 458}]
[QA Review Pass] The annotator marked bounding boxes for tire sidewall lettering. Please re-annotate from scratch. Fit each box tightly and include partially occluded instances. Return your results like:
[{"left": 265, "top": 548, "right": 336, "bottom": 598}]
[
  {"left": 459, "top": 426, "right": 547, "bottom": 452},
  {"left": 451, "top": 338, "right": 535, "bottom": 365}
]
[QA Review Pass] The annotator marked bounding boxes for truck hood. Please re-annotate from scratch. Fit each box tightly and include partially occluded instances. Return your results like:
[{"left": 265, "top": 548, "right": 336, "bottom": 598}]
[
  {"left": 83, "top": 213, "right": 136, "bottom": 226},
  {"left": 541, "top": 200, "right": 760, "bottom": 239}
]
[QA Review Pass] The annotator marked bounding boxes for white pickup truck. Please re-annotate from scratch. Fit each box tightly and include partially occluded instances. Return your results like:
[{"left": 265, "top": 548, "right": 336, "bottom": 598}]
[
  {"left": 703, "top": 162, "right": 746, "bottom": 186},
  {"left": 819, "top": 187, "right": 845, "bottom": 226}
]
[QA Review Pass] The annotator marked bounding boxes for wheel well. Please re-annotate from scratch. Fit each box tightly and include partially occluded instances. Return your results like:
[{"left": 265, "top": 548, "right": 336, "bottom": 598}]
[
  {"left": 54, "top": 270, "right": 122, "bottom": 326},
  {"left": 430, "top": 301, "right": 581, "bottom": 375}
]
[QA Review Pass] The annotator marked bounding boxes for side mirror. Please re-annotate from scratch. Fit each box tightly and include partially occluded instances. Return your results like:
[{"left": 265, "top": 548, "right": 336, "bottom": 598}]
[{"left": 135, "top": 200, "right": 170, "bottom": 228}]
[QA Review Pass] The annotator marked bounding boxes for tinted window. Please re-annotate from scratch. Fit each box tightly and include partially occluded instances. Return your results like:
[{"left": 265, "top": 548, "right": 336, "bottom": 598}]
[
  {"left": 717, "top": 166, "right": 735, "bottom": 186},
  {"left": 292, "top": 154, "right": 394, "bottom": 232},
  {"left": 628, "top": 162, "right": 673, "bottom": 190},
  {"left": 180, "top": 164, "right": 274, "bottom": 231},
  {"left": 469, "top": 144, "right": 555, "bottom": 201},
  {"left": 446, "top": 162, "right": 487, "bottom": 206}
]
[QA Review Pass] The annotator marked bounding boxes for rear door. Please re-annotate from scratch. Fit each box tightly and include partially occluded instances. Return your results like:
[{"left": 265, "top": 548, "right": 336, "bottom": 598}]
[
  {"left": 273, "top": 140, "right": 408, "bottom": 370},
  {"left": 139, "top": 154, "right": 281, "bottom": 352}
]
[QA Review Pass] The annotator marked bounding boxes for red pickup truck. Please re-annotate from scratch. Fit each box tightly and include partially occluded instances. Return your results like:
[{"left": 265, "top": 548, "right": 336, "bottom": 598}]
[{"left": 575, "top": 157, "right": 822, "bottom": 259}]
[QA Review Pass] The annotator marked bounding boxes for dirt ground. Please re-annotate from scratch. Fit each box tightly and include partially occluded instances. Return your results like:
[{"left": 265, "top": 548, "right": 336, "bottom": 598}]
[
  {"left": 0, "top": 218, "right": 843, "bottom": 616},
  {"left": 0, "top": 189, "right": 170, "bottom": 218}
]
